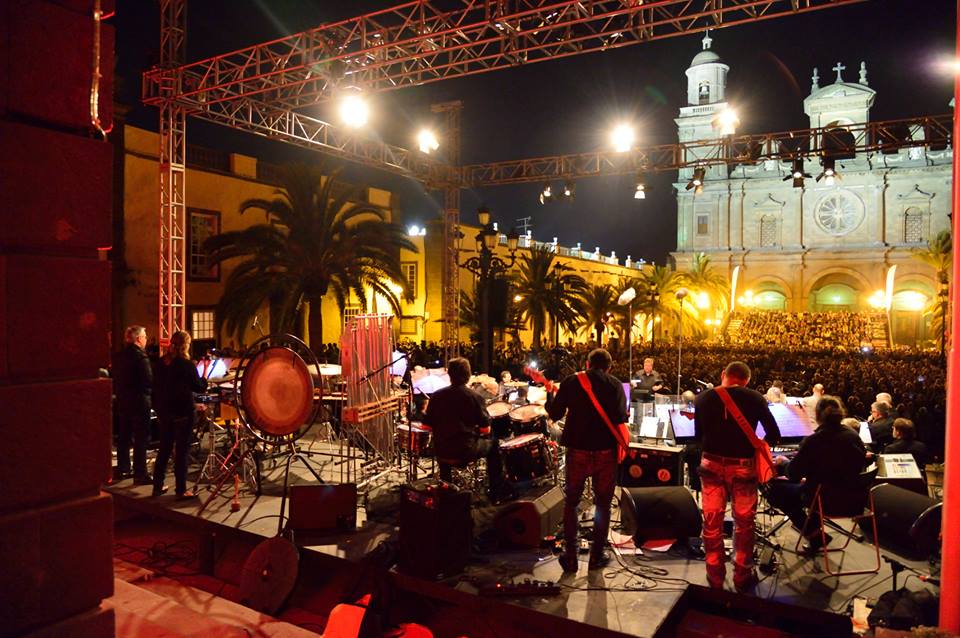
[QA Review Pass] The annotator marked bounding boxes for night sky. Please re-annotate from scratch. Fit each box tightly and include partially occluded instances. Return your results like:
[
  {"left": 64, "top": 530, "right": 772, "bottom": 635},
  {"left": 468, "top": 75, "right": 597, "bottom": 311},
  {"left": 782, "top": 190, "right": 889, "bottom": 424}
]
[{"left": 115, "top": 0, "right": 957, "bottom": 264}]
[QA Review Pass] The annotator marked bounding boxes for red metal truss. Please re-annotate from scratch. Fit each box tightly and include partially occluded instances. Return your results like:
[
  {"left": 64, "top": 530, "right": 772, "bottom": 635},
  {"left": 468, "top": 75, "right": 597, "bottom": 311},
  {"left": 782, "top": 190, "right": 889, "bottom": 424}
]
[
  {"left": 143, "top": 0, "right": 866, "bottom": 111},
  {"left": 462, "top": 114, "right": 953, "bottom": 185},
  {"left": 195, "top": 96, "right": 460, "bottom": 186}
]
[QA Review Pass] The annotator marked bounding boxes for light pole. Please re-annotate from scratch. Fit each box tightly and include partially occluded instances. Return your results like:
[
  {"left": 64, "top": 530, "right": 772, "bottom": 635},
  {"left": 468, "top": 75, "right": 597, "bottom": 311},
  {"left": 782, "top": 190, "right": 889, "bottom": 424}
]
[
  {"left": 676, "top": 288, "right": 689, "bottom": 396},
  {"left": 648, "top": 289, "right": 660, "bottom": 349},
  {"left": 457, "top": 206, "right": 520, "bottom": 374},
  {"left": 617, "top": 287, "right": 637, "bottom": 381},
  {"left": 940, "top": 272, "right": 949, "bottom": 363}
]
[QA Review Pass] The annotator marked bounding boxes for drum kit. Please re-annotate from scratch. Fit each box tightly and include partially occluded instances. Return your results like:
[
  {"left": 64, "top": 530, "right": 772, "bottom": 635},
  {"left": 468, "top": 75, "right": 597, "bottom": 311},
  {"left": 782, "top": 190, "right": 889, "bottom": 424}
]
[{"left": 394, "top": 374, "right": 561, "bottom": 496}]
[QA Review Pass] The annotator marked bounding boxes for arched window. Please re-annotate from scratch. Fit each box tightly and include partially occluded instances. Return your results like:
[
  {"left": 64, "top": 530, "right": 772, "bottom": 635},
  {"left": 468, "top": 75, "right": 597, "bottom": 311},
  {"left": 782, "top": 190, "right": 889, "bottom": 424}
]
[
  {"left": 903, "top": 207, "right": 924, "bottom": 244},
  {"left": 759, "top": 215, "right": 779, "bottom": 247},
  {"left": 698, "top": 82, "right": 711, "bottom": 105}
]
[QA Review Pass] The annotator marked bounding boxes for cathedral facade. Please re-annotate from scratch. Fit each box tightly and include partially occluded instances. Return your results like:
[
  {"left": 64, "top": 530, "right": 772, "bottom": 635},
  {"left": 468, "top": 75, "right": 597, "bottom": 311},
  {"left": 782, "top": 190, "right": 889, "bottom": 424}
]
[{"left": 670, "top": 35, "right": 953, "bottom": 346}]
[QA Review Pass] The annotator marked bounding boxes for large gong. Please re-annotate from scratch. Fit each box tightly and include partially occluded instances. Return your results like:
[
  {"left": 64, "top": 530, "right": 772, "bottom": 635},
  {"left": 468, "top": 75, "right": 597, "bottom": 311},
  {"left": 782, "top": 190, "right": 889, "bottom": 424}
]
[{"left": 234, "top": 334, "right": 320, "bottom": 445}]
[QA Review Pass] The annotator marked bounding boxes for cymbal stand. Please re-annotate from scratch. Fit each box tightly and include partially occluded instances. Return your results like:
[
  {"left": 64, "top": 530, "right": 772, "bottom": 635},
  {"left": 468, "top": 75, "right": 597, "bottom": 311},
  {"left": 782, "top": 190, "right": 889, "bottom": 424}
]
[{"left": 194, "top": 410, "right": 227, "bottom": 491}]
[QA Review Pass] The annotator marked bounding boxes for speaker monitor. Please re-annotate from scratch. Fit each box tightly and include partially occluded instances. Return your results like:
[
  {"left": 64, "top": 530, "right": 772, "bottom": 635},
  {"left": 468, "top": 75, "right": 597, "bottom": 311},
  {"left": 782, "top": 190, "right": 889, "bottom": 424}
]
[
  {"left": 619, "top": 443, "right": 684, "bottom": 487},
  {"left": 865, "top": 483, "right": 942, "bottom": 558},
  {"left": 398, "top": 480, "right": 472, "bottom": 579},
  {"left": 494, "top": 485, "right": 564, "bottom": 548},
  {"left": 619, "top": 486, "right": 702, "bottom": 543},
  {"left": 288, "top": 484, "right": 357, "bottom": 532}
]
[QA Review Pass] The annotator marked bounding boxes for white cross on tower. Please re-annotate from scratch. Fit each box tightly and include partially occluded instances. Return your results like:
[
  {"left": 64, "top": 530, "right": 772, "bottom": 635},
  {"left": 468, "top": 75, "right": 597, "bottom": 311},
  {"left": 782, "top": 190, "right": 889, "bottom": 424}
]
[
  {"left": 702, "top": 29, "right": 713, "bottom": 50},
  {"left": 832, "top": 61, "right": 846, "bottom": 83}
]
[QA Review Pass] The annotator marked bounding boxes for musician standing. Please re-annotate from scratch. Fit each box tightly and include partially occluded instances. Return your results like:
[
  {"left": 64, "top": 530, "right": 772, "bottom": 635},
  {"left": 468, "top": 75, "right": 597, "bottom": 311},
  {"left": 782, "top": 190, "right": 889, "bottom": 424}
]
[
  {"left": 152, "top": 331, "right": 207, "bottom": 498},
  {"left": 694, "top": 361, "right": 780, "bottom": 592},
  {"left": 423, "top": 358, "right": 510, "bottom": 502},
  {"left": 547, "top": 348, "right": 626, "bottom": 572},
  {"left": 113, "top": 325, "right": 153, "bottom": 482}
]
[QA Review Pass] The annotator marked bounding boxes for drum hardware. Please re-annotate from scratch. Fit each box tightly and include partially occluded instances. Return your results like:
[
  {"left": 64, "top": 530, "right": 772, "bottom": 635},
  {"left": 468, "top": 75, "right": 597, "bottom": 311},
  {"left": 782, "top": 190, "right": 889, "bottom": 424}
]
[
  {"left": 198, "top": 334, "right": 325, "bottom": 535},
  {"left": 499, "top": 433, "right": 553, "bottom": 484}
]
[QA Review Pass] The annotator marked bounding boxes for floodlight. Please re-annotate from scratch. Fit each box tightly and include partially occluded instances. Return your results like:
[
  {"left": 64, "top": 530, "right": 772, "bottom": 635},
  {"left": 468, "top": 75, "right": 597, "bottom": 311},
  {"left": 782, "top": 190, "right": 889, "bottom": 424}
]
[
  {"left": 538, "top": 183, "right": 553, "bottom": 205},
  {"left": 686, "top": 167, "right": 706, "bottom": 192},
  {"left": 783, "top": 158, "right": 812, "bottom": 188},
  {"left": 713, "top": 108, "right": 740, "bottom": 136},
  {"left": 611, "top": 124, "right": 635, "bottom": 153},
  {"left": 816, "top": 157, "right": 840, "bottom": 185},
  {"left": 339, "top": 94, "right": 369, "bottom": 128},
  {"left": 563, "top": 179, "right": 575, "bottom": 200},
  {"left": 417, "top": 129, "right": 439, "bottom": 154},
  {"left": 634, "top": 182, "right": 646, "bottom": 200}
]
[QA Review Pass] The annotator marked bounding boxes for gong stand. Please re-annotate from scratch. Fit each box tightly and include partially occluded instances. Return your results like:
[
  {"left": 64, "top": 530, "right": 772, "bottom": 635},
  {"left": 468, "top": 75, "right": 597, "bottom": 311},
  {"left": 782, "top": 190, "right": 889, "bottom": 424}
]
[{"left": 197, "top": 334, "right": 325, "bottom": 531}]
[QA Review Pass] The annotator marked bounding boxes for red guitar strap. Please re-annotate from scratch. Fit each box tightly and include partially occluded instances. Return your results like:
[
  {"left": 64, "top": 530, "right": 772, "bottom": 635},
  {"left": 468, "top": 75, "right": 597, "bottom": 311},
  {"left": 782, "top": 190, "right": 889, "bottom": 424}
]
[{"left": 575, "top": 372, "right": 631, "bottom": 462}]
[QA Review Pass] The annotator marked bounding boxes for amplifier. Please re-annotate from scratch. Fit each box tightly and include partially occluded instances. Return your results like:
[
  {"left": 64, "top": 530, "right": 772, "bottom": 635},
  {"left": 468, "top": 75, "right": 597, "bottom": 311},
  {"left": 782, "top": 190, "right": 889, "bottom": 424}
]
[
  {"left": 288, "top": 484, "right": 357, "bottom": 532},
  {"left": 398, "top": 479, "right": 472, "bottom": 579},
  {"left": 619, "top": 443, "right": 684, "bottom": 487}
]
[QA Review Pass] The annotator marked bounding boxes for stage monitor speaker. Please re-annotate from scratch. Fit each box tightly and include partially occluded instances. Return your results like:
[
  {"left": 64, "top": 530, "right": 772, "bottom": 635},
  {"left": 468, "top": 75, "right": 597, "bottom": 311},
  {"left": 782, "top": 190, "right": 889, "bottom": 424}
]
[
  {"left": 865, "top": 483, "right": 942, "bottom": 559},
  {"left": 619, "top": 486, "right": 702, "bottom": 543},
  {"left": 398, "top": 479, "right": 472, "bottom": 579},
  {"left": 494, "top": 485, "right": 564, "bottom": 547},
  {"left": 488, "top": 278, "right": 509, "bottom": 328},
  {"left": 655, "top": 584, "right": 852, "bottom": 638},
  {"left": 619, "top": 443, "right": 684, "bottom": 487},
  {"left": 288, "top": 484, "right": 357, "bottom": 532}
]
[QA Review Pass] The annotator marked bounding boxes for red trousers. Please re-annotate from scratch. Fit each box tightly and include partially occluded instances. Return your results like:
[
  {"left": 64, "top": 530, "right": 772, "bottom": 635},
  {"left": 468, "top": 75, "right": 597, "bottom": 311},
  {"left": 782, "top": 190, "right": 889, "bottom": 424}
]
[{"left": 699, "top": 454, "right": 758, "bottom": 588}]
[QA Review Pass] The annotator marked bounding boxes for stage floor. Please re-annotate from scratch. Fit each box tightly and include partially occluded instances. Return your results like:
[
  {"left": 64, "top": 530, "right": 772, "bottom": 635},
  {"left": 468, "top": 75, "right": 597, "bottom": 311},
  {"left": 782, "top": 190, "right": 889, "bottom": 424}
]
[{"left": 106, "top": 435, "right": 938, "bottom": 637}]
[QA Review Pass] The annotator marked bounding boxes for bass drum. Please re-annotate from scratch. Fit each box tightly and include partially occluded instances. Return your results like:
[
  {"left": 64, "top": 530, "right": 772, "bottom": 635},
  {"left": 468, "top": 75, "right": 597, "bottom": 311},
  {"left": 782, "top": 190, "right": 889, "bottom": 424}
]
[
  {"left": 499, "top": 433, "right": 552, "bottom": 483},
  {"left": 235, "top": 335, "right": 320, "bottom": 445}
]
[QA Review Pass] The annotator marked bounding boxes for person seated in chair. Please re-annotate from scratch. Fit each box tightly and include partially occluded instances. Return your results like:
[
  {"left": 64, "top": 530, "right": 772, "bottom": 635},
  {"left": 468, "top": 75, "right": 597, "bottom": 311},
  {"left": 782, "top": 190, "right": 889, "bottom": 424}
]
[
  {"left": 423, "top": 357, "right": 511, "bottom": 502},
  {"left": 868, "top": 401, "right": 896, "bottom": 450},
  {"left": 766, "top": 396, "right": 867, "bottom": 553},
  {"left": 882, "top": 418, "right": 930, "bottom": 469}
]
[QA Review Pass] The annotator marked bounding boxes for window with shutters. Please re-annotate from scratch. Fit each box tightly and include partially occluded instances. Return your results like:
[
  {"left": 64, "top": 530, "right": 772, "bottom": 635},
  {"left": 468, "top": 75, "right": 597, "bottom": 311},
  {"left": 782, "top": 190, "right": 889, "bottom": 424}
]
[
  {"left": 401, "top": 262, "right": 417, "bottom": 296},
  {"left": 904, "top": 208, "right": 925, "bottom": 244},
  {"left": 343, "top": 305, "right": 362, "bottom": 327},
  {"left": 696, "top": 214, "right": 709, "bottom": 236},
  {"left": 759, "top": 215, "right": 779, "bottom": 247}
]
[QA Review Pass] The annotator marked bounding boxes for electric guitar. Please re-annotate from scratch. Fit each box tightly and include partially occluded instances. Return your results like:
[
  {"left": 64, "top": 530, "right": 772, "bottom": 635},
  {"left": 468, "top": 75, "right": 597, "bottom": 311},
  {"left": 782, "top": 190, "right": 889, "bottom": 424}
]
[{"left": 524, "top": 366, "right": 558, "bottom": 393}]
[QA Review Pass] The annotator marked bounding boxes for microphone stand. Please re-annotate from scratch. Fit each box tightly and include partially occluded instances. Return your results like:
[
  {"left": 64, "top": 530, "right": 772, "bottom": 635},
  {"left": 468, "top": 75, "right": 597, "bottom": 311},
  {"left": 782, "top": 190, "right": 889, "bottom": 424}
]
[
  {"left": 676, "top": 296, "right": 684, "bottom": 398},
  {"left": 360, "top": 353, "right": 408, "bottom": 383}
]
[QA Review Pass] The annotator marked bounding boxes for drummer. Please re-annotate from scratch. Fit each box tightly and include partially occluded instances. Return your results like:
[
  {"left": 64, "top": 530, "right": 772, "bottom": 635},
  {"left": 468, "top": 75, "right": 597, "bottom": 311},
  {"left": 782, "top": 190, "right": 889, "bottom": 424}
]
[{"left": 423, "top": 358, "right": 514, "bottom": 502}]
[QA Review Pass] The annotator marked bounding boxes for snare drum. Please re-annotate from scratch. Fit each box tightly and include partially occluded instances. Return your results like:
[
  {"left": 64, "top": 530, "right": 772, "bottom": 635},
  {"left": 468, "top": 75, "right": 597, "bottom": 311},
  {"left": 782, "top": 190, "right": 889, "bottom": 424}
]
[
  {"left": 486, "top": 401, "right": 514, "bottom": 439},
  {"left": 396, "top": 422, "right": 432, "bottom": 454},
  {"left": 499, "top": 433, "right": 551, "bottom": 483},
  {"left": 508, "top": 404, "right": 548, "bottom": 436}
]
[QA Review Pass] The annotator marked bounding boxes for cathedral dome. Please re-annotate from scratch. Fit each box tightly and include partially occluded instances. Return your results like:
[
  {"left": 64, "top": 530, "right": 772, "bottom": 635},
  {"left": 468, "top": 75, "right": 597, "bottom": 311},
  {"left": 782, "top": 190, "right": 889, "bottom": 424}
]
[{"left": 690, "top": 48, "right": 721, "bottom": 67}]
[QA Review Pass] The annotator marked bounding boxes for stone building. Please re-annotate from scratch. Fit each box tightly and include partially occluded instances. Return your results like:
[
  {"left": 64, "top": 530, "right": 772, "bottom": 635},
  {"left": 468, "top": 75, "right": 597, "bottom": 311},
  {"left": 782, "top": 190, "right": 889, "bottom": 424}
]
[{"left": 671, "top": 34, "right": 953, "bottom": 346}]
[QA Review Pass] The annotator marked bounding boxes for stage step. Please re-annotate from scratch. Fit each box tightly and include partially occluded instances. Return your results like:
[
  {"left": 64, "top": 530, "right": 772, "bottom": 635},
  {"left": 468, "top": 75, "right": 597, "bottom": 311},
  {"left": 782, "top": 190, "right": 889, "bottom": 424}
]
[{"left": 105, "top": 578, "right": 322, "bottom": 638}]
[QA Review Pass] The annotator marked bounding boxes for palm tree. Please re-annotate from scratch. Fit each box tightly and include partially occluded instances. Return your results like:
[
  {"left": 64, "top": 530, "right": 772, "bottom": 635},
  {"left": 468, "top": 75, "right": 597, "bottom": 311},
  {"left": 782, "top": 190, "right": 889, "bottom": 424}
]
[
  {"left": 580, "top": 283, "right": 618, "bottom": 344},
  {"left": 205, "top": 163, "right": 416, "bottom": 350},
  {"left": 680, "top": 252, "right": 730, "bottom": 315},
  {"left": 913, "top": 230, "right": 952, "bottom": 356},
  {"left": 513, "top": 245, "right": 587, "bottom": 347},
  {"left": 611, "top": 275, "right": 644, "bottom": 344},
  {"left": 458, "top": 287, "right": 481, "bottom": 341},
  {"left": 637, "top": 265, "right": 701, "bottom": 341}
]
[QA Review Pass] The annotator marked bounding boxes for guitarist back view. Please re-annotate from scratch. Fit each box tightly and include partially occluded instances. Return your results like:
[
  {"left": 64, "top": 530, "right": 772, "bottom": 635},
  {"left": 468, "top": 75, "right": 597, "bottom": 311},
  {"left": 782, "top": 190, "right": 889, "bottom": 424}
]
[{"left": 546, "top": 348, "right": 628, "bottom": 573}]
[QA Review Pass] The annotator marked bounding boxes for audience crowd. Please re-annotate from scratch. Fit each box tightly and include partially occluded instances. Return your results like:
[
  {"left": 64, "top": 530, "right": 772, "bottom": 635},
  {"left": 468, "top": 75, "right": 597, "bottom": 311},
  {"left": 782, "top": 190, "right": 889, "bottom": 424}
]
[{"left": 733, "top": 311, "right": 873, "bottom": 350}]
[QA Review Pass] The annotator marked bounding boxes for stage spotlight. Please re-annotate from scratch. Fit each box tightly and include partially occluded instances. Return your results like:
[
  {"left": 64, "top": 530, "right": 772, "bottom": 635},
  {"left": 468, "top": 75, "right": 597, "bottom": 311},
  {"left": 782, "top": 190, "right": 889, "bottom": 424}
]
[
  {"left": 783, "top": 158, "right": 812, "bottom": 188},
  {"left": 816, "top": 157, "right": 839, "bottom": 185},
  {"left": 562, "top": 179, "right": 575, "bottom": 200},
  {"left": 417, "top": 129, "right": 439, "bottom": 154},
  {"left": 713, "top": 107, "right": 740, "bottom": 136},
  {"left": 686, "top": 167, "right": 706, "bottom": 192},
  {"left": 611, "top": 124, "right": 635, "bottom": 153},
  {"left": 538, "top": 182, "right": 553, "bottom": 205},
  {"left": 634, "top": 182, "right": 646, "bottom": 200},
  {"left": 339, "top": 94, "right": 369, "bottom": 128}
]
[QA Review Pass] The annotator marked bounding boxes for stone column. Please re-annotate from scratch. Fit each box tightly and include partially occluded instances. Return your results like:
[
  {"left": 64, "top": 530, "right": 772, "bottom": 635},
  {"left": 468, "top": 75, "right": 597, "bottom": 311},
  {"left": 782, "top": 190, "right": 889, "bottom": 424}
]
[{"left": 0, "top": 2, "right": 116, "bottom": 636}]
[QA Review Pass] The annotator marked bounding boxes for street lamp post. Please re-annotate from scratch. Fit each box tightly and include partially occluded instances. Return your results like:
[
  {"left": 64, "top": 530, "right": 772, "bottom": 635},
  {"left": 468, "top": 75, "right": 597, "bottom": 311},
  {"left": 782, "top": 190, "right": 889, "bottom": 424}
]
[
  {"left": 457, "top": 206, "right": 520, "bottom": 374},
  {"left": 940, "top": 273, "right": 949, "bottom": 363}
]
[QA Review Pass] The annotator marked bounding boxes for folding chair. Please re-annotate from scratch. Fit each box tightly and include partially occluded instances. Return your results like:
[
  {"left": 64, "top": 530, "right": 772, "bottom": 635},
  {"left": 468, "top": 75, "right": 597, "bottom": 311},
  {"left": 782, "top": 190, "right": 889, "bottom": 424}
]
[{"left": 795, "top": 468, "right": 881, "bottom": 577}]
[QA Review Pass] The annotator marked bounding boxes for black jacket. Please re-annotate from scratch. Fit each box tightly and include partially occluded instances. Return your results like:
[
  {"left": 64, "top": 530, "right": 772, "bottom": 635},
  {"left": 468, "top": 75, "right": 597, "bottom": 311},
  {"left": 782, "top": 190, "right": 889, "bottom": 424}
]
[
  {"left": 423, "top": 384, "right": 489, "bottom": 461},
  {"left": 788, "top": 423, "right": 866, "bottom": 488},
  {"left": 113, "top": 343, "right": 152, "bottom": 413},
  {"left": 694, "top": 386, "right": 780, "bottom": 459},
  {"left": 869, "top": 416, "right": 896, "bottom": 449},
  {"left": 153, "top": 355, "right": 207, "bottom": 419},
  {"left": 547, "top": 369, "right": 626, "bottom": 452}
]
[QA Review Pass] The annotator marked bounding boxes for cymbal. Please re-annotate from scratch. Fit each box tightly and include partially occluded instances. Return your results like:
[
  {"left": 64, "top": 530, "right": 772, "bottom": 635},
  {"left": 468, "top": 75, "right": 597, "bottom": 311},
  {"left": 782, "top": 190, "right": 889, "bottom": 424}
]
[
  {"left": 210, "top": 371, "right": 237, "bottom": 383},
  {"left": 504, "top": 380, "right": 528, "bottom": 388}
]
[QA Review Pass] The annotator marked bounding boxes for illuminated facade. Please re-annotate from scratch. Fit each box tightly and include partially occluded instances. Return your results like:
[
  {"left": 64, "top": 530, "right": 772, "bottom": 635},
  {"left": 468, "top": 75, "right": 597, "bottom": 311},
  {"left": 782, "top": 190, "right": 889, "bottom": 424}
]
[{"left": 672, "top": 35, "right": 953, "bottom": 346}]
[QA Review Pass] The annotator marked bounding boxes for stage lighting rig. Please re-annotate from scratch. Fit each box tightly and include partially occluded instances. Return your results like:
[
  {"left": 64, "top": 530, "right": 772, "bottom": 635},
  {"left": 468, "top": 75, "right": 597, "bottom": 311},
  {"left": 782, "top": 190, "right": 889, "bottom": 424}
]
[
  {"left": 784, "top": 158, "right": 812, "bottom": 188},
  {"left": 686, "top": 167, "right": 706, "bottom": 193},
  {"left": 417, "top": 129, "right": 439, "bottom": 154},
  {"left": 339, "top": 93, "right": 369, "bottom": 128},
  {"left": 538, "top": 182, "right": 553, "bottom": 205},
  {"left": 816, "top": 157, "right": 840, "bottom": 185},
  {"left": 562, "top": 179, "right": 575, "bottom": 200},
  {"left": 611, "top": 124, "right": 635, "bottom": 153}
]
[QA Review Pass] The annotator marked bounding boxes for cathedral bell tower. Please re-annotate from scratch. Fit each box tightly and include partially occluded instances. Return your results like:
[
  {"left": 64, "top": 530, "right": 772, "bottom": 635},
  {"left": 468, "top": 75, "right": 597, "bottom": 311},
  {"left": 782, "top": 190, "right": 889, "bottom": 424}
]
[{"left": 675, "top": 32, "right": 731, "bottom": 176}]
